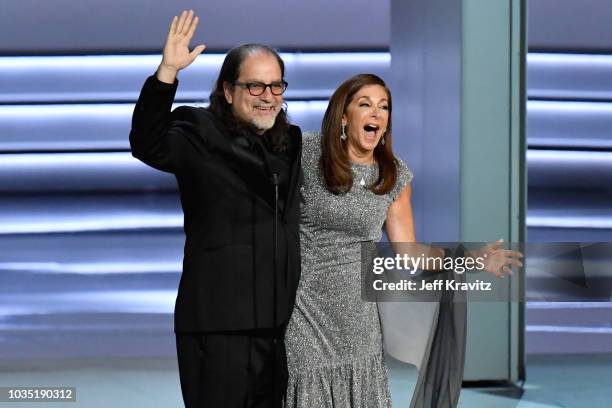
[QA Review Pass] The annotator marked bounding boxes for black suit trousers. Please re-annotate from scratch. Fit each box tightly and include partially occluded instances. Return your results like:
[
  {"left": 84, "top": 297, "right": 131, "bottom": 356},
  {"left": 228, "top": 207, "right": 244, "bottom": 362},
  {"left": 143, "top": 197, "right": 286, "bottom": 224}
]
[{"left": 176, "top": 329, "right": 287, "bottom": 408}]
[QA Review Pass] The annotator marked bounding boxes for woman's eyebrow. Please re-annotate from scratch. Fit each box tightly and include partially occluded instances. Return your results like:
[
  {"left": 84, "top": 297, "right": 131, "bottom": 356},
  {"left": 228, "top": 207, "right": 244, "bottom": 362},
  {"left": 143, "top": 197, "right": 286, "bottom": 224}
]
[{"left": 357, "top": 96, "right": 388, "bottom": 103}]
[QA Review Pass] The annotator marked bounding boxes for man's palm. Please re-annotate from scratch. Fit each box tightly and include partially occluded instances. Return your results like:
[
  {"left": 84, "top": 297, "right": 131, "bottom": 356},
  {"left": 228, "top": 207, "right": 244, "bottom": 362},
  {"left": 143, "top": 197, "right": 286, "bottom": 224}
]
[{"left": 161, "top": 10, "right": 206, "bottom": 72}]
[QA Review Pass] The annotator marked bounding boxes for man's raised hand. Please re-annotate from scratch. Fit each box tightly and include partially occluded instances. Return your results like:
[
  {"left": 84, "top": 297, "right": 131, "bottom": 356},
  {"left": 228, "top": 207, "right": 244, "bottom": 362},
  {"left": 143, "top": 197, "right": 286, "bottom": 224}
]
[{"left": 157, "top": 10, "right": 206, "bottom": 83}]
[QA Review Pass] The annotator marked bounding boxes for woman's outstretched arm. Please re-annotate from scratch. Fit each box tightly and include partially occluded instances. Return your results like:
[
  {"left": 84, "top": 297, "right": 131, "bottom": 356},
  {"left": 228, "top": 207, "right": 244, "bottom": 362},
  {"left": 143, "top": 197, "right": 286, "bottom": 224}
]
[{"left": 384, "top": 184, "right": 523, "bottom": 276}]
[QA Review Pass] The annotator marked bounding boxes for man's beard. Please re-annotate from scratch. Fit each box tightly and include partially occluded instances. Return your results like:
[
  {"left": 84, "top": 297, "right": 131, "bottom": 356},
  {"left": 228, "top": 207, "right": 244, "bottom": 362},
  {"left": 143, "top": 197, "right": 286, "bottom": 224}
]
[{"left": 251, "top": 109, "right": 279, "bottom": 132}]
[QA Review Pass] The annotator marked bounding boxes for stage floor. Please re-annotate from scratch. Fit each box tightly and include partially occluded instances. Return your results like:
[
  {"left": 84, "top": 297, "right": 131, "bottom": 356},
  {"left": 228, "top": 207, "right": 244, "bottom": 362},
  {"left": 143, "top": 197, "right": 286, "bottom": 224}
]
[{"left": 0, "top": 353, "right": 609, "bottom": 407}]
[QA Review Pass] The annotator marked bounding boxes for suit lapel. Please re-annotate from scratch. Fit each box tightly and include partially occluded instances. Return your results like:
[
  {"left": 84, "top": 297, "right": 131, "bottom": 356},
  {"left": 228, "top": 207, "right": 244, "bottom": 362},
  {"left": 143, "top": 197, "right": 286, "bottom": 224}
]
[
  {"left": 226, "top": 135, "right": 277, "bottom": 209},
  {"left": 193, "top": 109, "right": 300, "bottom": 212}
]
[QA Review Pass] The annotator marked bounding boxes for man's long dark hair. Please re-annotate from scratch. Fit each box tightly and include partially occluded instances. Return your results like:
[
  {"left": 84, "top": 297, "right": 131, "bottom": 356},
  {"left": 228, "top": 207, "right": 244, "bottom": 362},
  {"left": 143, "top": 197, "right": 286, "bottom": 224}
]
[{"left": 208, "top": 44, "right": 289, "bottom": 153}]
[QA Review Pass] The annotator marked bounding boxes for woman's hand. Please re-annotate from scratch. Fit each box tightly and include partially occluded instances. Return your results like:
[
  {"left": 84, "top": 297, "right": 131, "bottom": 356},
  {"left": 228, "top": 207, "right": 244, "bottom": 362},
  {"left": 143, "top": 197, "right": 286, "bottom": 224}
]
[
  {"left": 157, "top": 10, "right": 206, "bottom": 84},
  {"left": 471, "top": 239, "right": 523, "bottom": 278}
]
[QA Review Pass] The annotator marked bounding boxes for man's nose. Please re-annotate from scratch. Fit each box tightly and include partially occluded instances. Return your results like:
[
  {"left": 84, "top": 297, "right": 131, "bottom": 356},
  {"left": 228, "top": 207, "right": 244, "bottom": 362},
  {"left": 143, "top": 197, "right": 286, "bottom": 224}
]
[{"left": 259, "top": 86, "right": 274, "bottom": 100}]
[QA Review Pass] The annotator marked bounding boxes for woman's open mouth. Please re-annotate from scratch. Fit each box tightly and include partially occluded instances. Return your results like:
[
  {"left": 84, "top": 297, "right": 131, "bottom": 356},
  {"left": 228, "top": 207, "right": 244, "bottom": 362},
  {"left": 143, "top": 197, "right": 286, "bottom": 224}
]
[{"left": 364, "top": 123, "right": 380, "bottom": 140}]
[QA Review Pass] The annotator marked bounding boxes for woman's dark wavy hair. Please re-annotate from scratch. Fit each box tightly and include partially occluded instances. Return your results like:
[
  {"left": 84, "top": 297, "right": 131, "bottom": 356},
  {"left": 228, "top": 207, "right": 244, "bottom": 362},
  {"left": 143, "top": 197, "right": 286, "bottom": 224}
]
[
  {"left": 208, "top": 44, "right": 289, "bottom": 153},
  {"left": 321, "top": 73, "right": 397, "bottom": 195}
]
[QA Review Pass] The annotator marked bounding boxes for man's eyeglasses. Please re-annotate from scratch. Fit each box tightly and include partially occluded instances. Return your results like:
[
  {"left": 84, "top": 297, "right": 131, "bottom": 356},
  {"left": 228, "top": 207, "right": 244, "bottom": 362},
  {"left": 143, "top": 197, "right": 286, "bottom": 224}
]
[{"left": 233, "top": 81, "right": 288, "bottom": 96}]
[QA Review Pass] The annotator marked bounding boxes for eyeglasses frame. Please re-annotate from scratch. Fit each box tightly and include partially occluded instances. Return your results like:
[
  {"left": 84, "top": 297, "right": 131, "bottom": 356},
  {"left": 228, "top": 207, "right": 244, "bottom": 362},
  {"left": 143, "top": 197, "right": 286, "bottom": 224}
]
[{"left": 232, "top": 80, "right": 289, "bottom": 96}]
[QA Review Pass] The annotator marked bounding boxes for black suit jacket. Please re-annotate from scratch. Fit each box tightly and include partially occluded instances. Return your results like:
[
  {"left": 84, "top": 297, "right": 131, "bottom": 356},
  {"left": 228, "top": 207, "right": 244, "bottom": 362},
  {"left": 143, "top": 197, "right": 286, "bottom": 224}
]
[{"left": 129, "top": 75, "right": 302, "bottom": 333}]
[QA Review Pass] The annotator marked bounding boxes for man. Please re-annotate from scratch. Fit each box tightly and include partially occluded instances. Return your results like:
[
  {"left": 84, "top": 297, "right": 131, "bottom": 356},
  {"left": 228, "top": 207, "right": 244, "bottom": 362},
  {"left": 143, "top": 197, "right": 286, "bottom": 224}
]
[{"left": 129, "top": 10, "right": 302, "bottom": 407}]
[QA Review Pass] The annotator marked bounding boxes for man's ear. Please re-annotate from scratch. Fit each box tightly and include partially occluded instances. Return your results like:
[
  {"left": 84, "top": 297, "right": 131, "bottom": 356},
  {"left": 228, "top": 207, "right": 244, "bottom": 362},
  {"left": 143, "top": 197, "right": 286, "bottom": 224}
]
[{"left": 223, "top": 81, "right": 233, "bottom": 104}]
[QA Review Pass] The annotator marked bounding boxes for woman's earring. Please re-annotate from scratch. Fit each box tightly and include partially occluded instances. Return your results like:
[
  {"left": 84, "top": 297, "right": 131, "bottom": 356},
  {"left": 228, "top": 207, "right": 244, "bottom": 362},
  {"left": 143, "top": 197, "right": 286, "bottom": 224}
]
[
  {"left": 380, "top": 136, "right": 385, "bottom": 146},
  {"left": 341, "top": 125, "right": 348, "bottom": 141}
]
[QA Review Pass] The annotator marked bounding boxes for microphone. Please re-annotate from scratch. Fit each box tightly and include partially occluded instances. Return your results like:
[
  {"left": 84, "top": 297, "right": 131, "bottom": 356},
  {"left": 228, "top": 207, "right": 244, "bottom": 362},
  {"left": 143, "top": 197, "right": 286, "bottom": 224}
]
[{"left": 272, "top": 172, "right": 279, "bottom": 328}]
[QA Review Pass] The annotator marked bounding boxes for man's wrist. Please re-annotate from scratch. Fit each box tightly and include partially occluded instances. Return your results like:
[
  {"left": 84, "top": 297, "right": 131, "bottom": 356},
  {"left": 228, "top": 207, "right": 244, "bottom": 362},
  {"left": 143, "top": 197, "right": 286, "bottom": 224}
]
[{"left": 156, "top": 64, "right": 179, "bottom": 84}]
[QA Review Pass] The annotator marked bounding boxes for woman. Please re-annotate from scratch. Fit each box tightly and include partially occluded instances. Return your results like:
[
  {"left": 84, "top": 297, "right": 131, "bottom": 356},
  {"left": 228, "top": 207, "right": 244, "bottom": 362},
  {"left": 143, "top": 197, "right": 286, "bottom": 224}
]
[{"left": 284, "top": 74, "right": 521, "bottom": 407}]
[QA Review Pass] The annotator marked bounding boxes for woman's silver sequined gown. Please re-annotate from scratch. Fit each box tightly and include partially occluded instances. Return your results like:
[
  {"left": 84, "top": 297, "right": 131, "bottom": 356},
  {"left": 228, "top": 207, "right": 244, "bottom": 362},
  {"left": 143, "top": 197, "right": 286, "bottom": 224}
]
[{"left": 284, "top": 132, "right": 413, "bottom": 407}]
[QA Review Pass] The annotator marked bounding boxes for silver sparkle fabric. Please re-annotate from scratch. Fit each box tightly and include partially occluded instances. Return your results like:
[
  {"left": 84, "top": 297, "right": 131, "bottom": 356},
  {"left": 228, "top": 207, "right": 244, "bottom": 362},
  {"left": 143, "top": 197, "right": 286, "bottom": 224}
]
[{"left": 284, "top": 132, "right": 413, "bottom": 408}]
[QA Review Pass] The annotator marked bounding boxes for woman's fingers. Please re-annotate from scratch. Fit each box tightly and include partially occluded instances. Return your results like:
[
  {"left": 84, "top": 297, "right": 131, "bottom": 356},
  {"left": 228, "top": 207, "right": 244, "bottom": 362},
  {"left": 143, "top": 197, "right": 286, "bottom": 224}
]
[
  {"left": 502, "top": 250, "right": 524, "bottom": 268},
  {"left": 491, "top": 238, "right": 504, "bottom": 249},
  {"left": 500, "top": 249, "right": 523, "bottom": 258},
  {"left": 481, "top": 239, "right": 503, "bottom": 256},
  {"left": 507, "top": 257, "right": 523, "bottom": 268},
  {"left": 473, "top": 241, "right": 525, "bottom": 278},
  {"left": 482, "top": 247, "right": 524, "bottom": 277}
]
